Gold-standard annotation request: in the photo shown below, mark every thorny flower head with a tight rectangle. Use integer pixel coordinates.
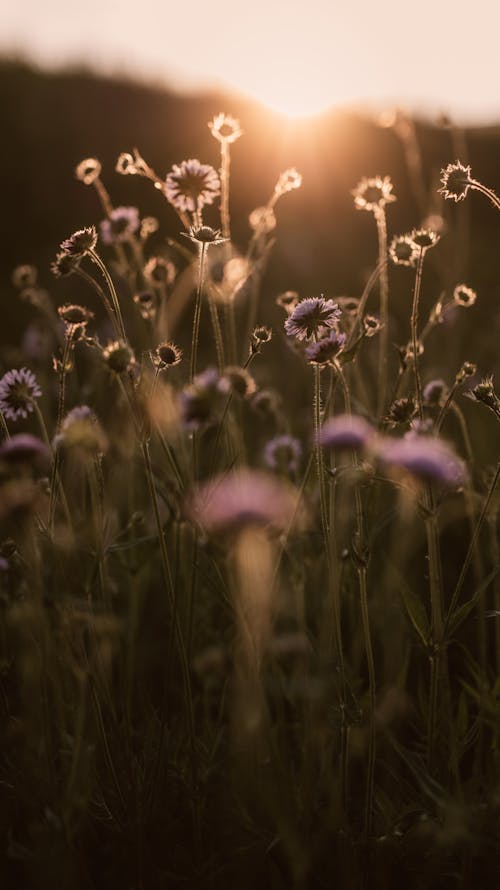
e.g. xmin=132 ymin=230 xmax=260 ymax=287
xmin=165 ymin=159 xmax=220 ymax=214
xmin=466 ymin=376 xmax=500 ymax=420
xmin=352 ymin=175 xmax=396 ymax=212
xmin=133 ymin=290 xmax=156 ymax=321
xmin=102 ymin=340 xmax=135 ymax=374
xmin=389 ymin=235 xmax=419 ymax=267
xmin=453 ymin=284 xmax=477 ymax=307
xmin=153 ymin=341 xmax=183 ymax=370
xmin=182 ymin=225 xmax=227 ymax=246
xmin=273 ymin=168 xmax=302 ymax=199
xmin=208 ymin=113 xmax=243 ymax=144
xmin=0 ymin=368 xmax=42 ymax=421
xmin=75 ymin=157 xmax=102 ymax=185
xmin=385 ymin=396 xmax=416 ymax=427
xmin=376 ymin=435 xmax=466 ymax=487
xmin=439 ymin=161 xmax=473 ymax=203
xmin=51 ymin=252 xmax=81 ymax=278
xmin=285 ymin=297 xmax=341 ymax=342
xmin=320 ymin=414 xmax=374 ymax=451
xmin=410 ymin=228 xmax=440 ymax=251
xmin=219 ymin=366 xmax=256 ymax=399
xmin=250 ymin=326 xmax=273 ymax=354
xmin=305 ymin=330 xmax=346 ymax=366
xmin=363 ymin=315 xmax=383 ymax=337
xmin=276 ymin=290 xmax=299 ymax=314
xmin=100 ymin=207 xmax=140 ymax=244
xmin=179 ymin=368 xmax=225 ymax=431
xmin=263 ymin=435 xmax=302 ymax=474
xmin=60 ymin=226 xmax=98 ymax=257
xmin=58 ymin=304 xmax=94 ymax=326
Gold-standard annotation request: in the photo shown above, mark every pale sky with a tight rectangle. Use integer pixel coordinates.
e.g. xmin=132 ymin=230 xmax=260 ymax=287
xmin=1 ymin=0 xmax=499 ymax=121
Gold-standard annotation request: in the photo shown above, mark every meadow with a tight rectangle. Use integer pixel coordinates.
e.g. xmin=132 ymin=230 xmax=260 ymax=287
xmin=0 ymin=66 xmax=499 ymax=889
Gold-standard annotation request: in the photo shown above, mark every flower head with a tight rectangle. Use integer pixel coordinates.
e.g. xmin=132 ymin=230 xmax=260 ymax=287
xmin=182 ymin=225 xmax=227 ymax=246
xmin=305 ymin=330 xmax=346 ymax=365
xmin=144 ymin=257 xmax=176 ymax=287
xmin=51 ymin=252 xmax=81 ymax=278
xmin=12 ymin=265 xmax=37 ymax=289
xmin=352 ymin=175 xmax=396 ymax=212
xmin=263 ymin=435 xmax=302 ymax=474
xmin=385 ymin=396 xmax=416 ymax=427
xmin=0 ymin=369 xmax=42 ymax=421
xmin=410 ymin=228 xmax=440 ymax=251
xmin=133 ymin=290 xmax=156 ymax=321
xmin=376 ymin=435 xmax=466 ymax=487
xmin=116 ymin=152 xmax=136 ymax=175
xmin=165 ymin=159 xmax=220 ymax=214
xmin=423 ymin=379 xmax=448 ymax=407
xmin=140 ymin=216 xmax=159 ymax=238
xmin=219 ymin=366 xmax=256 ymax=399
xmin=153 ymin=341 xmax=182 ymax=370
xmin=208 ymin=113 xmax=243 ymax=144
xmin=466 ymin=376 xmax=500 ymax=420
xmin=250 ymin=326 xmax=273 ymax=354
xmin=60 ymin=226 xmax=98 ymax=257
xmin=273 ymin=168 xmax=302 ymax=199
xmin=320 ymin=415 xmax=374 ymax=451
xmin=179 ymin=368 xmax=225 ymax=431
xmin=389 ymin=235 xmax=419 ymax=267
xmin=0 ymin=434 xmax=49 ymax=466
xmin=102 ymin=340 xmax=135 ymax=374
xmin=453 ymin=284 xmax=477 ymax=307
xmin=100 ymin=206 xmax=140 ymax=244
xmin=249 ymin=206 xmax=276 ymax=233
xmin=57 ymin=405 xmax=108 ymax=455
xmin=58 ymin=304 xmax=94 ymax=326
xmin=285 ymin=297 xmax=341 ymax=342
xmin=75 ymin=158 xmax=102 ymax=185
xmin=439 ymin=161 xmax=473 ymax=203
xmin=363 ymin=315 xmax=383 ymax=337
xmin=276 ymin=290 xmax=299 ymax=313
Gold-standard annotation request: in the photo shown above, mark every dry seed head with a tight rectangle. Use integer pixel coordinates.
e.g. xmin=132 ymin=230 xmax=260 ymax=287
xmin=208 ymin=113 xmax=243 ymax=144
xmin=60 ymin=226 xmax=98 ymax=257
xmin=140 ymin=216 xmax=159 ymax=238
xmin=153 ymin=341 xmax=182 ymax=369
xmin=144 ymin=257 xmax=176 ymax=287
xmin=439 ymin=160 xmax=473 ymax=203
xmin=363 ymin=315 xmax=383 ymax=337
xmin=404 ymin=340 xmax=425 ymax=360
xmin=102 ymin=340 xmax=135 ymax=374
xmin=182 ymin=225 xmax=227 ymax=246
xmin=220 ymin=366 xmax=257 ymax=399
xmin=352 ymin=175 xmax=396 ymax=212
xmin=274 ymin=168 xmax=302 ymax=198
xmin=116 ymin=152 xmax=136 ymax=175
xmin=410 ymin=228 xmax=440 ymax=251
xmin=453 ymin=284 xmax=477 ymax=307
xmin=276 ymin=290 xmax=299 ymax=314
xmin=389 ymin=234 xmax=419 ymax=267
xmin=457 ymin=361 xmax=477 ymax=383
xmin=250 ymin=326 xmax=273 ymax=354
xmin=133 ymin=290 xmax=156 ymax=321
xmin=249 ymin=205 xmax=277 ymax=234
xmin=51 ymin=252 xmax=80 ymax=278
xmin=75 ymin=157 xmax=102 ymax=185
xmin=12 ymin=265 xmax=37 ymax=289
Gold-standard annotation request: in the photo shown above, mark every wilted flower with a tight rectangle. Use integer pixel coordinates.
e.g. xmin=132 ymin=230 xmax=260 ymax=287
xmin=439 ymin=161 xmax=473 ymax=203
xmin=165 ymin=159 xmax=220 ymax=214
xmin=208 ymin=113 xmax=243 ymax=144
xmin=153 ymin=341 xmax=182 ymax=370
xmin=144 ymin=257 xmax=176 ymax=287
xmin=0 ymin=368 xmax=42 ymax=421
xmin=188 ymin=469 xmax=302 ymax=535
xmin=179 ymin=368 xmax=224 ymax=431
xmin=389 ymin=235 xmax=419 ymax=267
xmin=273 ymin=168 xmax=302 ymax=198
xmin=100 ymin=206 xmax=140 ymax=244
xmin=249 ymin=206 xmax=276 ymax=234
xmin=102 ymin=340 xmax=135 ymax=374
xmin=466 ymin=376 xmax=500 ymax=420
xmin=51 ymin=252 xmax=81 ymax=278
xmin=0 ymin=434 xmax=49 ymax=466
xmin=182 ymin=225 xmax=227 ymax=246
xmin=352 ymin=175 xmax=396 ymax=212
xmin=423 ymin=379 xmax=448 ymax=406
xmin=376 ymin=435 xmax=466 ymax=487
xmin=276 ymin=290 xmax=299 ymax=313
xmin=305 ymin=330 xmax=346 ymax=365
xmin=219 ymin=366 xmax=256 ymax=399
xmin=75 ymin=157 xmax=102 ymax=185
xmin=363 ymin=315 xmax=383 ymax=337
xmin=453 ymin=284 xmax=477 ymax=307
xmin=410 ymin=228 xmax=440 ymax=251
xmin=12 ymin=265 xmax=37 ymax=289
xmin=58 ymin=304 xmax=94 ymax=326
xmin=60 ymin=226 xmax=98 ymax=257
xmin=250 ymin=326 xmax=273 ymax=354
xmin=285 ymin=297 xmax=341 ymax=341
xmin=320 ymin=414 xmax=374 ymax=451
xmin=263 ymin=434 xmax=302 ymax=474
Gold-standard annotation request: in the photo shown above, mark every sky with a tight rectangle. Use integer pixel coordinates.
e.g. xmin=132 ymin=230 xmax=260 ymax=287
xmin=1 ymin=0 xmax=499 ymax=122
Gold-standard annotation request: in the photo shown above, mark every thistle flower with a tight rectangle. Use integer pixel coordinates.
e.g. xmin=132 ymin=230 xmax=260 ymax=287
xmin=439 ymin=161 xmax=473 ymax=203
xmin=263 ymin=434 xmax=302 ymax=474
xmin=249 ymin=206 xmax=276 ymax=233
xmin=376 ymin=435 xmax=466 ymax=487
xmin=0 ymin=434 xmax=49 ymax=465
xmin=385 ymin=396 xmax=416 ymax=427
xmin=51 ymin=252 xmax=81 ymax=278
xmin=363 ymin=315 xmax=383 ymax=337
xmin=144 ymin=257 xmax=176 ymax=287
xmin=250 ymin=326 xmax=273 ymax=354
xmin=60 ymin=226 xmax=98 ymax=257
xmin=453 ymin=284 xmax=477 ymax=307
xmin=12 ymin=265 xmax=37 ymax=289
xmin=352 ymin=175 xmax=396 ymax=212
xmin=99 ymin=206 xmax=140 ymax=244
xmin=285 ymin=297 xmax=341 ymax=341
xmin=466 ymin=376 xmax=500 ymax=419
xmin=188 ymin=469 xmax=301 ymax=536
xmin=75 ymin=157 xmax=102 ymax=185
xmin=102 ymin=340 xmax=135 ymax=374
xmin=389 ymin=235 xmax=419 ymax=267
xmin=305 ymin=330 xmax=346 ymax=365
xmin=152 ymin=341 xmax=182 ymax=370
xmin=181 ymin=225 xmax=227 ymax=246
xmin=273 ymin=168 xmax=302 ymax=199
xmin=164 ymin=159 xmax=220 ymax=214
xmin=410 ymin=228 xmax=440 ymax=251
xmin=276 ymin=290 xmax=299 ymax=313
xmin=208 ymin=113 xmax=243 ymax=144
xmin=219 ymin=366 xmax=256 ymax=399
xmin=0 ymin=369 xmax=42 ymax=421
xmin=57 ymin=304 xmax=94 ymax=326
xmin=320 ymin=414 xmax=374 ymax=451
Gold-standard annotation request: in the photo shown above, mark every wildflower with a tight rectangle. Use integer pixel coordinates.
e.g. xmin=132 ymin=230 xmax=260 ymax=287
xmin=376 ymin=435 xmax=466 ymax=487
xmin=285 ymin=297 xmax=341 ymax=342
xmin=99 ymin=206 xmax=140 ymax=244
xmin=439 ymin=160 xmax=473 ymax=203
xmin=249 ymin=206 xmax=276 ymax=233
xmin=263 ymin=434 xmax=302 ymax=474
xmin=352 ymin=175 xmax=396 ymax=212
xmin=274 ymin=168 xmax=302 ymax=198
xmin=11 ymin=265 xmax=37 ymax=289
xmin=0 ymin=434 xmax=49 ymax=465
xmin=208 ymin=113 xmax=243 ymax=144
xmin=165 ymin=159 xmax=220 ymax=214
xmin=453 ymin=284 xmax=477 ymax=307
xmin=179 ymin=368 xmax=225 ymax=431
xmin=51 ymin=252 xmax=80 ymax=278
xmin=144 ymin=257 xmax=176 ymax=287
xmin=219 ymin=366 xmax=256 ymax=399
xmin=188 ymin=469 xmax=301 ymax=536
xmin=57 ymin=304 xmax=94 ymax=326
xmin=0 ymin=368 xmax=42 ymax=421
xmin=337 ymin=296 xmax=361 ymax=316
xmin=251 ymin=389 xmax=281 ymax=418
xmin=305 ymin=330 xmax=346 ymax=365
xmin=456 ymin=361 xmax=477 ymax=383
xmin=404 ymin=340 xmax=424 ymax=360
xmin=466 ymin=376 xmax=500 ymax=419
xmin=389 ymin=235 xmax=419 ymax=267
xmin=153 ymin=341 xmax=182 ymax=370
xmin=57 ymin=405 xmax=108 ymax=455
xmin=60 ymin=226 xmax=98 ymax=257
xmin=133 ymin=290 xmax=156 ymax=321
xmin=115 ymin=152 xmax=136 ymax=175
xmin=320 ymin=414 xmax=374 ymax=451
xmin=363 ymin=315 xmax=383 ymax=337
xmin=410 ymin=228 xmax=440 ymax=251
xmin=250 ymin=326 xmax=273 ymax=354
xmin=75 ymin=157 xmax=102 ymax=185
xmin=423 ymin=379 xmax=448 ymax=406
xmin=276 ymin=290 xmax=299 ymax=313
xmin=102 ymin=340 xmax=135 ymax=374
xmin=385 ymin=396 xmax=416 ymax=426
xmin=140 ymin=216 xmax=159 ymax=238
xmin=182 ymin=225 xmax=227 ymax=246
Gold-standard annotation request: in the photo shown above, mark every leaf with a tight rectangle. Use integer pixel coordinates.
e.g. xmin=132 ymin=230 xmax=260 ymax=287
xmin=446 ymin=564 xmax=500 ymax=637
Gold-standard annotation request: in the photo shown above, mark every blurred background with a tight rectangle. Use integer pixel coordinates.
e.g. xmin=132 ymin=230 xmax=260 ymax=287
xmin=1 ymin=0 xmax=499 ymax=385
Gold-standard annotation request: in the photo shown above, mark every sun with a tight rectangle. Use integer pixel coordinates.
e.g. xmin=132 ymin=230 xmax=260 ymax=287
xmin=237 ymin=74 xmax=340 ymax=120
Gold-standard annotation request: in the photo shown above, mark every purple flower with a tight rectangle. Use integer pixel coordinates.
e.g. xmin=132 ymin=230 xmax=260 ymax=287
xmin=99 ymin=206 xmax=140 ymax=244
xmin=164 ymin=159 xmax=220 ymax=214
xmin=320 ymin=414 xmax=374 ymax=451
xmin=179 ymin=368 xmax=224 ymax=431
xmin=60 ymin=226 xmax=97 ymax=257
xmin=305 ymin=330 xmax=346 ymax=365
xmin=0 ymin=369 xmax=42 ymax=421
xmin=0 ymin=434 xmax=49 ymax=464
xmin=263 ymin=435 xmax=302 ymax=473
xmin=188 ymin=470 xmax=301 ymax=535
xmin=284 ymin=297 xmax=341 ymax=341
xmin=376 ymin=435 xmax=466 ymax=487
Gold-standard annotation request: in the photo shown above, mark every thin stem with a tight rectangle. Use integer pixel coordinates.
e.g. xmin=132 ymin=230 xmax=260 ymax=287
xmin=74 ymin=266 xmax=116 ymax=327
xmin=424 ymin=483 xmax=445 ymax=773
xmin=88 ymin=249 xmax=127 ymax=341
xmin=190 ymin=243 xmax=207 ymax=383
xmin=470 ymin=180 xmax=500 ymax=211
xmin=207 ymin=293 xmax=225 ymax=372
xmin=375 ymin=208 xmax=389 ymax=417
xmin=220 ymin=140 xmax=231 ymax=241
xmin=0 ymin=411 xmax=10 ymax=440
xmin=410 ymin=249 xmax=425 ymax=421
